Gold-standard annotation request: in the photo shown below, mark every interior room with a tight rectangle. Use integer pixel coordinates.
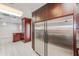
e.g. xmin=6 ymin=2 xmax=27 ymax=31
xmin=0 ymin=3 xmax=45 ymax=56
xmin=0 ymin=3 xmax=79 ymax=56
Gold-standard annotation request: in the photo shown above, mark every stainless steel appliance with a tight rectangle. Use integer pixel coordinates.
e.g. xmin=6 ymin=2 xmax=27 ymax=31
xmin=32 ymin=3 xmax=79 ymax=56
xmin=34 ymin=22 xmax=45 ymax=56
xmin=47 ymin=15 xmax=73 ymax=56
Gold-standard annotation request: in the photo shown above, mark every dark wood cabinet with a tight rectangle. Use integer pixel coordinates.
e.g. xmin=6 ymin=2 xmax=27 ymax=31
xmin=22 ymin=17 xmax=31 ymax=42
xmin=32 ymin=3 xmax=73 ymax=22
xmin=13 ymin=33 xmax=24 ymax=42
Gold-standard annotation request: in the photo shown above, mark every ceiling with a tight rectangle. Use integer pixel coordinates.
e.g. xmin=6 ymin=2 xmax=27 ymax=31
xmin=5 ymin=3 xmax=46 ymax=18
xmin=0 ymin=3 xmax=46 ymax=24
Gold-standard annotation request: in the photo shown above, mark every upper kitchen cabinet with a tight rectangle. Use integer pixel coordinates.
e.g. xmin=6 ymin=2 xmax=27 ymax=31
xmin=32 ymin=3 xmax=73 ymax=22
xmin=47 ymin=3 xmax=73 ymax=19
xmin=32 ymin=4 xmax=48 ymax=22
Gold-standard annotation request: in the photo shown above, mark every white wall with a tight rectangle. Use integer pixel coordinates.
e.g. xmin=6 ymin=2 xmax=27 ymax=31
xmin=0 ymin=22 xmax=22 ymax=44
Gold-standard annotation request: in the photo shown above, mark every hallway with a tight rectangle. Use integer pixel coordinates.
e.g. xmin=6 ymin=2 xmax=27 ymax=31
xmin=0 ymin=38 xmax=38 ymax=56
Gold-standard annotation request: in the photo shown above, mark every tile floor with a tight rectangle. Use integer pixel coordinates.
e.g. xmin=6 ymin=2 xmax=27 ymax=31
xmin=0 ymin=38 xmax=38 ymax=56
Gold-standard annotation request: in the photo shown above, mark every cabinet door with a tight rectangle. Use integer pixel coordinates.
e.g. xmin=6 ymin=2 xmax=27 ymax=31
xmin=35 ymin=22 xmax=45 ymax=55
xmin=47 ymin=15 xmax=73 ymax=56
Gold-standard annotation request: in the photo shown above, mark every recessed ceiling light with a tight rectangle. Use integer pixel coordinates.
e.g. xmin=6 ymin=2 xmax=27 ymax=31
xmin=2 ymin=22 xmax=7 ymax=26
xmin=0 ymin=4 xmax=23 ymax=17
